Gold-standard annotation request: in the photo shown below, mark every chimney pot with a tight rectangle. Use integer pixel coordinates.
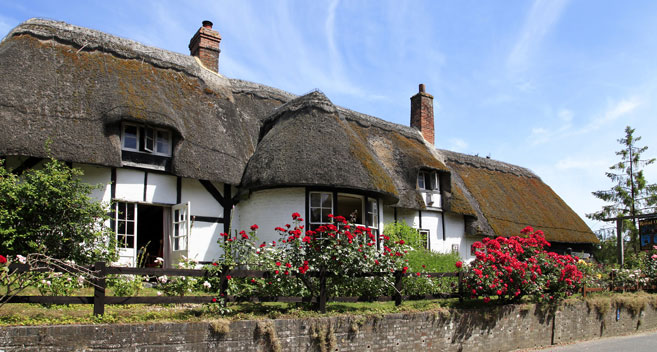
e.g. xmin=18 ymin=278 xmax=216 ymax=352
xmin=189 ymin=21 xmax=222 ymax=73
xmin=410 ymin=84 xmax=435 ymax=145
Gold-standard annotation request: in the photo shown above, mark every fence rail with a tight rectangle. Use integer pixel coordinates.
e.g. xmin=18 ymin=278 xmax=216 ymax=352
xmin=4 ymin=262 xmax=464 ymax=315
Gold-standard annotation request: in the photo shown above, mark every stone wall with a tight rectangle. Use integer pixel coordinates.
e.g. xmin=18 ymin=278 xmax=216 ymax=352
xmin=1 ymin=300 xmax=656 ymax=351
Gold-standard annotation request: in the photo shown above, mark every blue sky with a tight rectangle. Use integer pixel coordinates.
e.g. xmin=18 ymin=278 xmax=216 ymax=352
xmin=2 ymin=0 xmax=656 ymax=233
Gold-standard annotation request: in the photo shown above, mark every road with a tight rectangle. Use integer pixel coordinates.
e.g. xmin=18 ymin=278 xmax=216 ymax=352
xmin=514 ymin=330 xmax=657 ymax=352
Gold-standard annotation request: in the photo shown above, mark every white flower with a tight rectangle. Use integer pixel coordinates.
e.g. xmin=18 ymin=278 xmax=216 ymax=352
xmin=46 ymin=280 xmax=51 ymax=286
xmin=66 ymin=277 xmax=72 ymax=282
xmin=77 ymin=276 xmax=85 ymax=285
xmin=157 ymin=291 xmax=163 ymax=296
xmin=203 ymin=281 xmax=212 ymax=289
xmin=158 ymin=275 xmax=168 ymax=284
xmin=16 ymin=255 xmax=27 ymax=264
xmin=154 ymin=257 xmax=164 ymax=265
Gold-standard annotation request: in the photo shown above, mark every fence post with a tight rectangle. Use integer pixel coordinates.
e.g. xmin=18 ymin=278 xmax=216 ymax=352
xmin=318 ymin=269 xmax=327 ymax=313
xmin=609 ymin=271 xmax=615 ymax=292
xmin=220 ymin=265 xmax=229 ymax=298
xmin=93 ymin=261 xmax=106 ymax=316
xmin=394 ymin=271 xmax=403 ymax=306
xmin=458 ymin=271 xmax=464 ymax=303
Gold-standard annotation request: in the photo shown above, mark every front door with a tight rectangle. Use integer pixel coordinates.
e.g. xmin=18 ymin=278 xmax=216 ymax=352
xmin=115 ymin=202 xmax=138 ymax=266
xmin=169 ymin=202 xmax=191 ymax=266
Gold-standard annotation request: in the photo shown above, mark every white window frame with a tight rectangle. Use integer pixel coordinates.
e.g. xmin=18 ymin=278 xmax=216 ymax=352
xmin=418 ymin=229 xmax=430 ymax=250
xmin=121 ymin=124 xmax=140 ymax=152
xmin=309 ymin=192 xmax=333 ymax=227
xmin=418 ymin=170 xmax=439 ymax=191
xmin=121 ymin=123 xmax=172 ymax=156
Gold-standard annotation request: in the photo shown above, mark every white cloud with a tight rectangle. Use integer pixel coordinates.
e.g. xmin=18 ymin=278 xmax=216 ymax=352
xmin=580 ymin=97 xmax=641 ymax=133
xmin=507 ymin=0 xmax=569 ymax=72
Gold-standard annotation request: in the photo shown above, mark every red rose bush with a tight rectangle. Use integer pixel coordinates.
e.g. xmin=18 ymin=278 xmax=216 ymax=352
xmin=463 ymin=227 xmax=583 ymax=303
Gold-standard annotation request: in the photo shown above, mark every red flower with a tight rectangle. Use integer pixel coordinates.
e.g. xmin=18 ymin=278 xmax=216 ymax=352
xmin=297 ymin=218 xmax=304 ymax=222
xmin=259 ymin=243 xmax=266 ymax=248
xmin=275 ymin=270 xmax=279 ymax=274
xmin=292 ymin=212 xmax=301 ymax=220
xmin=455 ymin=261 xmax=463 ymax=269
xmin=402 ymin=266 xmax=408 ymax=274
xmin=416 ymin=272 xmax=421 ymax=276
xmin=0 ymin=255 xmax=6 ymax=264
xmin=399 ymin=239 xmax=405 ymax=245
xmin=225 ymin=275 xmax=232 ymax=280
xmin=240 ymin=230 xmax=249 ymax=239
xmin=212 ymin=298 xmax=217 ymax=303
xmin=374 ymin=260 xmax=380 ymax=265
xmin=212 ymin=262 xmax=218 ymax=266
xmin=251 ymin=278 xmax=257 ymax=283
xmin=483 ymin=297 xmax=491 ymax=303
xmin=250 ymin=224 xmax=259 ymax=231
xmin=284 ymin=270 xmax=290 ymax=275
xmin=285 ymin=262 xmax=292 ymax=268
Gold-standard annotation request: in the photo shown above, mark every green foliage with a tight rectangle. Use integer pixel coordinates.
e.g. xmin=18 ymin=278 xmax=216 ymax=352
xmin=593 ymin=236 xmax=619 ymax=265
xmin=107 ymin=274 xmax=143 ymax=297
xmin=383 ymin=221 xmax=425 ymax=250
xmin=587 ymin=126 xmax=657 ymax=253
xmin=405 ymin=249 xmax=459 ymax=273
xmin=33 ymin=272 xmax=84 ymax=296
xmin=0 ymin=158 xmax=116 ymax=264
xmin=156 ymin=256 xmax=199 ymax=296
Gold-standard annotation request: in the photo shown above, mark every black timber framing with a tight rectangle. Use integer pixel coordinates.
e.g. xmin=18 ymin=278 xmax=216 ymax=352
xmin=198 ymin=180 xmax=232 ymax=233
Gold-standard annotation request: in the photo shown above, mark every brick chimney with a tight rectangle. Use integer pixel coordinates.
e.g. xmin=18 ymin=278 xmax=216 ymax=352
xmin=189 ymin=20 xmax=221 ymax=73
xmin=410 ymin=83 xmax=434 ymax=145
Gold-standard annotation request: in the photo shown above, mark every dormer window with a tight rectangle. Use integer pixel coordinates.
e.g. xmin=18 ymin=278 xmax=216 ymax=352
xmin=418 ymin=170 xmax=439 ymax=191
xmin=122 ymin=123 xmax=172 ymax=156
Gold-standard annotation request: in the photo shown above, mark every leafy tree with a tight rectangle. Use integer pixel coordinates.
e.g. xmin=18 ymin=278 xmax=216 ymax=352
xmin=0 ymin=158 xmax=116 ymax=264
xmin=587 ymin=126 xmax=657 ymax=253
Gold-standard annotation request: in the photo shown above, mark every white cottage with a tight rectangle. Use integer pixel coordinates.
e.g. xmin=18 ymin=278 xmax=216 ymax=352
xmin=0 ymin=19 xmax=598 ymax=267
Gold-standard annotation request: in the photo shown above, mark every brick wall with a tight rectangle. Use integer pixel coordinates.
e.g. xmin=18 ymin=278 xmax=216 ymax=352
xmin=1 ymin=301 xmax=656 ymax=351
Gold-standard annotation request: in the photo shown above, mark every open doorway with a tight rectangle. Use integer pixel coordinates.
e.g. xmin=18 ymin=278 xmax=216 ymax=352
xmin=136 ymin=204 xmax=164 ymax=267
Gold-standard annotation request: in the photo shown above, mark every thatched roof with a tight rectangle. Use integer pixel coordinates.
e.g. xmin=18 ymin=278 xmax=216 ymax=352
xmin=240 ymin=91 xmax=400 ymax=204
xmin=0 ymin=18 xmax=263 ymax=184
xmin=438 ymin=150 xmax=598 ymax=244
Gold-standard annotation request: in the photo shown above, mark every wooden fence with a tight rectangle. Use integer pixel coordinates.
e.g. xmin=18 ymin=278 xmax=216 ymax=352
xmin=4 ymin=262 xmax=464 ymax=315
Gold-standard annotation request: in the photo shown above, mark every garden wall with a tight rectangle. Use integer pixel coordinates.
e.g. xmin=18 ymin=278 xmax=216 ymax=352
xmin=1 ymin=300 xmax=657 ymax=351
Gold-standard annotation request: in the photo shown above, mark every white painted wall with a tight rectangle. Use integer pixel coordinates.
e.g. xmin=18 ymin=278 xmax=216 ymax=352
xmin=443 ymin=212 xmax=468 ymax=259
xmin=236 ymin=188 xmax=306 ymax=245
xmin=181 ymin=178 xmax=222 ymax=216
xmin=180 ymin=179 xmax=225 ymax=263
xmin=146 ymin=173 xmax=177 ymax=204
xmin=188 ymin=221 xmax=224 ymax=262
xmin=115 ymin=168 xmax=144 ymax=202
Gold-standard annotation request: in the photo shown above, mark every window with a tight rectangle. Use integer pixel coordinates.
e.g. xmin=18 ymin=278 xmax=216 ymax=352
xmin=418 ymin=229 xmax=430 ymax=250
xmin=366 ymin=198 xmax=378 ymax=229
xmin=309 ymin=192 xmax=333 ymax=228
xmin=116 ymin=202 xmax=137 ymax=249
xmin=418 ymin=170 xmax=439 ymax=191
xmin=121 ymin=123 xmax=172 ymax=156
xmin=336 ymin=194 xmax=364 ymax=225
